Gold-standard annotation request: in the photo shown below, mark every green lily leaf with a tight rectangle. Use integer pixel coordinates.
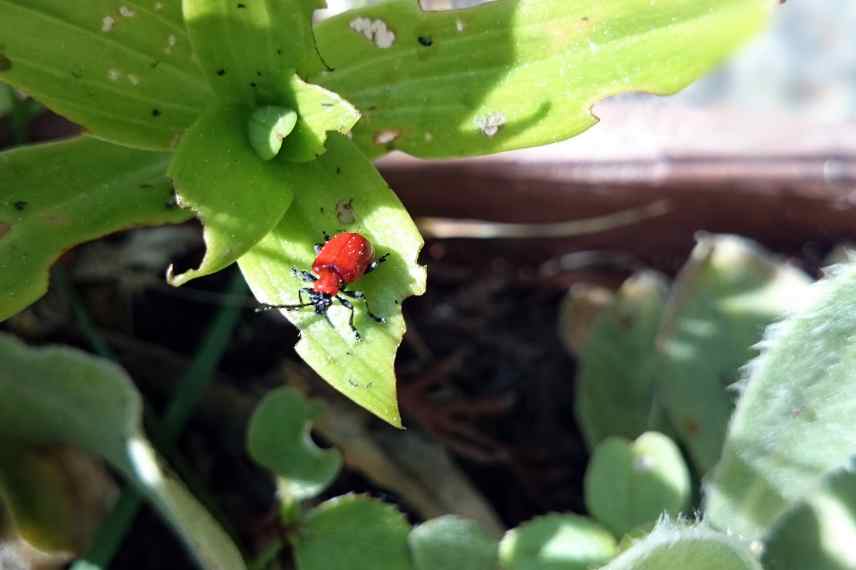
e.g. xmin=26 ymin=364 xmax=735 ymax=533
xmin=247 ymin=387 xmax=342 ymax=502
xmin=167 ymin=104 xmax=294 ymax=287
xmin=294 ymin=494 xmax=413 ymax=570
xmin=0 ymin=333 xmax=245 ymax=569
xmin=409 ymin=516 xmax=499 ymax=570
xmin=238 ymin=134 xmax=426 ymax=427
xmin=0 ymin=82 xmax=13 ymax=116
xmin=0 ymin=0 xmax=211 ymax=150
xmin=278 ymin=73 xmax=361 ymax=163
xmin=182 ymin=0 xmax=325 ymax=104
xmin=0 ymin=136 xmax=190 ymax=322
xmin=311 ymin=0 xmax=775 ymax=158
xmin=499 ymin=514 xmax=617 ymax=570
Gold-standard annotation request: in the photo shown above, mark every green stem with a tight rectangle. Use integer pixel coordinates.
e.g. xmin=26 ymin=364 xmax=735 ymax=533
xmin=74 ymin=271 xmax=247 ymax=569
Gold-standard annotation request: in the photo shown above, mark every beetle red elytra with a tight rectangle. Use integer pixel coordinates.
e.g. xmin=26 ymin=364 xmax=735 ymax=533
xmin=256 ymin=231 xmax=389 ymax=340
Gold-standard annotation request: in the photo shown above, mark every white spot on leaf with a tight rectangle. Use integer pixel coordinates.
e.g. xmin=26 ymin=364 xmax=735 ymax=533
xmin=101 ymin=15 xmax=116 ymax=32
xmin=474 ymin=112 xmax=506 ymax=137
xmin=336 ymin=198 xmax=356 ymax=225
xmin=128 ymin=74 xmax=140 ymax=86
xmin=154 ymin=2 xmax=164 ymax=10
xmin=373 ymin=129 xmax=400 ymax=145
xmin=456 ymin=18 xmax=465 ymax=32
xmin=165 ymin=34 xmax=177 ymax=54
xmin=107 ymin=68 xmax=122 ymax=81
xmin=349 ymin=17 xmax=396 ymax=49
xmin=424 ymin=131 xmax=433 ymax=142
xmin=119 ymin=5 xmax=136 ymax=17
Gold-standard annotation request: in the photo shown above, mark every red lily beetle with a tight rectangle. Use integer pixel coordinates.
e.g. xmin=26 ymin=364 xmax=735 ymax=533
xmin=257 ymin=231 xmax=388 ymax=339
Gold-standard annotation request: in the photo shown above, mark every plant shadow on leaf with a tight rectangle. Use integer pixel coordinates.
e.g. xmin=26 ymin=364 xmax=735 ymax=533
xmin=310 ymin=0 xmax=773 ymax=159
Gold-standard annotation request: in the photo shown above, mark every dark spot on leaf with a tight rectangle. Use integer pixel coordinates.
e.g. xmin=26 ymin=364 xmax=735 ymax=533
xmin=256 ymin=70 xmax=263 ymax=77
xmin=13 ymin=201 xmax=27 ymax=211
xmin=250 ymin=82 xmax=257 ymax=88
xmin=336 ymin=167 xmax=341 ymax=175
xmin=150 ymin=60 xmax=161 ymax=69
xmin=394 ymin=299 xmax=400 ymax=305
xmin=684 ymin=417 xmax=701 ymax=436
xmin=237 ymin=2 xmax=246 ymax=7
xmin=581 ymin=16 xmax=590 ymax=21
xmin=139 ymin=184 xmax=154 ymax=189
xmin=321 ymin=102 xmax=334 ymax=108
xmin=216 ymin=68 xmax=226 ymax=76
xmin=0 ymin=223 xmax=9 ymax=239
xmin=71 ymin=70 xmax=82 ymax=79
xmin=276 ymin=48 xmax=283 ymax=56
xmin=320 ymin=207 xmax=325 ymax=213
xmin=0 ymin=54 xmax=11 ymax=71
xmin=417 ymin=35 xmax=433 ymax=47
xmin=152 ymin=108 xmax=162 ymax=117
xmin=165 ymin=194 xmax=179 ymax=209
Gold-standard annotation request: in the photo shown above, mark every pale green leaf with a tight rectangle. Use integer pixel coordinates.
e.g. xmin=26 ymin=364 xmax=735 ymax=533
xmin=0 ymin=136 xmax=190 ymax=321
xmin=278 ymin=73 xmax=361 ymax=162
xmin=409 ymin=516 xmax=498 ymax=570
xmin=599 ymin=521 xmax=761 ymax=570
xmin=763 ymin=467 xmax=856 ymax=570
xmin=311 ymin=0 xmax=776 ymax=158
xmin=167 ymin=103 xmax=294 ymax=287
xmin=0 ymin=333 xmax=245 ymax=569
xmin=294 ymin=494 xmax=413 ymax=570
xmin=238 ymin=134 xmax=426 ymax=427
xmin=0 ymin=0 xmax=211 ymax=150
xmin=247 ymin=387 xmax=342 ymax=502
xmin=565 ymin=272 xmax=671 ymax=449
xmin=499 ymin=514 xmax=616 ymax=570
xmin=182 ymin=0 xmax=323 ymax=103
xmin=705 ymin=260 xmax=856 ymax=539
xmin=658 ymin=235 xmax=812 ymax=474
xmin=585 ymin=432 xmax=691 ymax=538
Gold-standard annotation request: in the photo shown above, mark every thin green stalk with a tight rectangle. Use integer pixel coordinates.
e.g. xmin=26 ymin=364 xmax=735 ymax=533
xmin=74 ymin=271 xmax=247 ymax=569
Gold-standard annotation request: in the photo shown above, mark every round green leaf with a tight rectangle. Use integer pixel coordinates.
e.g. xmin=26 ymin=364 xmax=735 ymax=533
xmin=238 ymin=134 xmax=426 ymax=427
xmin=499 ymin=514 xmax=617 ymax=570
xmin=247 ymin=387 xmax=342 ymax=502
xmin=409 ymin=516 xmax=498 ymax=570
xmin=585 ymin=432 xmax=691 ymax=538
xmin=248 ymin=106 xmax=298 ymax=161
xmin=294 ymin=494 xmax=413 ymax=570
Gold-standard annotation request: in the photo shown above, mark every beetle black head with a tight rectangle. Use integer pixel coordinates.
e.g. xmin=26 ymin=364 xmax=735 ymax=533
xmin=309 ymin=290 xmax=333 ymax=315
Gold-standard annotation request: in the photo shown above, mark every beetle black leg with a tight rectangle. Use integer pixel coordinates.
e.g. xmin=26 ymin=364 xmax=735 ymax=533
xmin=341 ymin=290 xmax=385 ymax=323
xmin=364 ymin=253 xmax=389 ymax=275
xmin=255 ymin=301 xmax=314 ymax=312
xmin=291 ymin=267 xmax=317 ymax=283
xmin=336 ymin=296 xmax=361 ymax=340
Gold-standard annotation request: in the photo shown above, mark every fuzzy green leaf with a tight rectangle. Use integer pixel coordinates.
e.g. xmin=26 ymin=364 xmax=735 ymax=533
xmin=0 ymin=136 xmax=190 ymax=321
xmin=705 ymin=259 xmax=856 ymax=539
xmin=311 ymin=0 xmax=776 ymax=158
xmin=238 ymin=134 xmax=426 ymax=427
xmin=763 ymin=467 xmax=856 ymax=570
xmin=0 ymin=0 xmax=211 ymax=150
xmin=294 ymin=494 xmax=413 ymax=570
xmin=658 ymin=235 xmax=812 ymax=474
xmin=585 ymin=432 xmax=691 ymax=538
xmin=167 ymin=103 xmax=293 ymax=287
xmin=0 ymin=334 xmax=245 ymax=569
xmin=599 ymin=521 xmax=762 ymax=570
xmin=409 ymin=516 xmax=498 ymax=570
xmin=566 ymin=272 xmax=671 ymax=449
xmin=182 ymin=0 xmax=321 ymax=103
xmin=247 ymin=387 xmax=342 ymax=502
xmin=499 ymin=514 xmax=616 ymax=570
